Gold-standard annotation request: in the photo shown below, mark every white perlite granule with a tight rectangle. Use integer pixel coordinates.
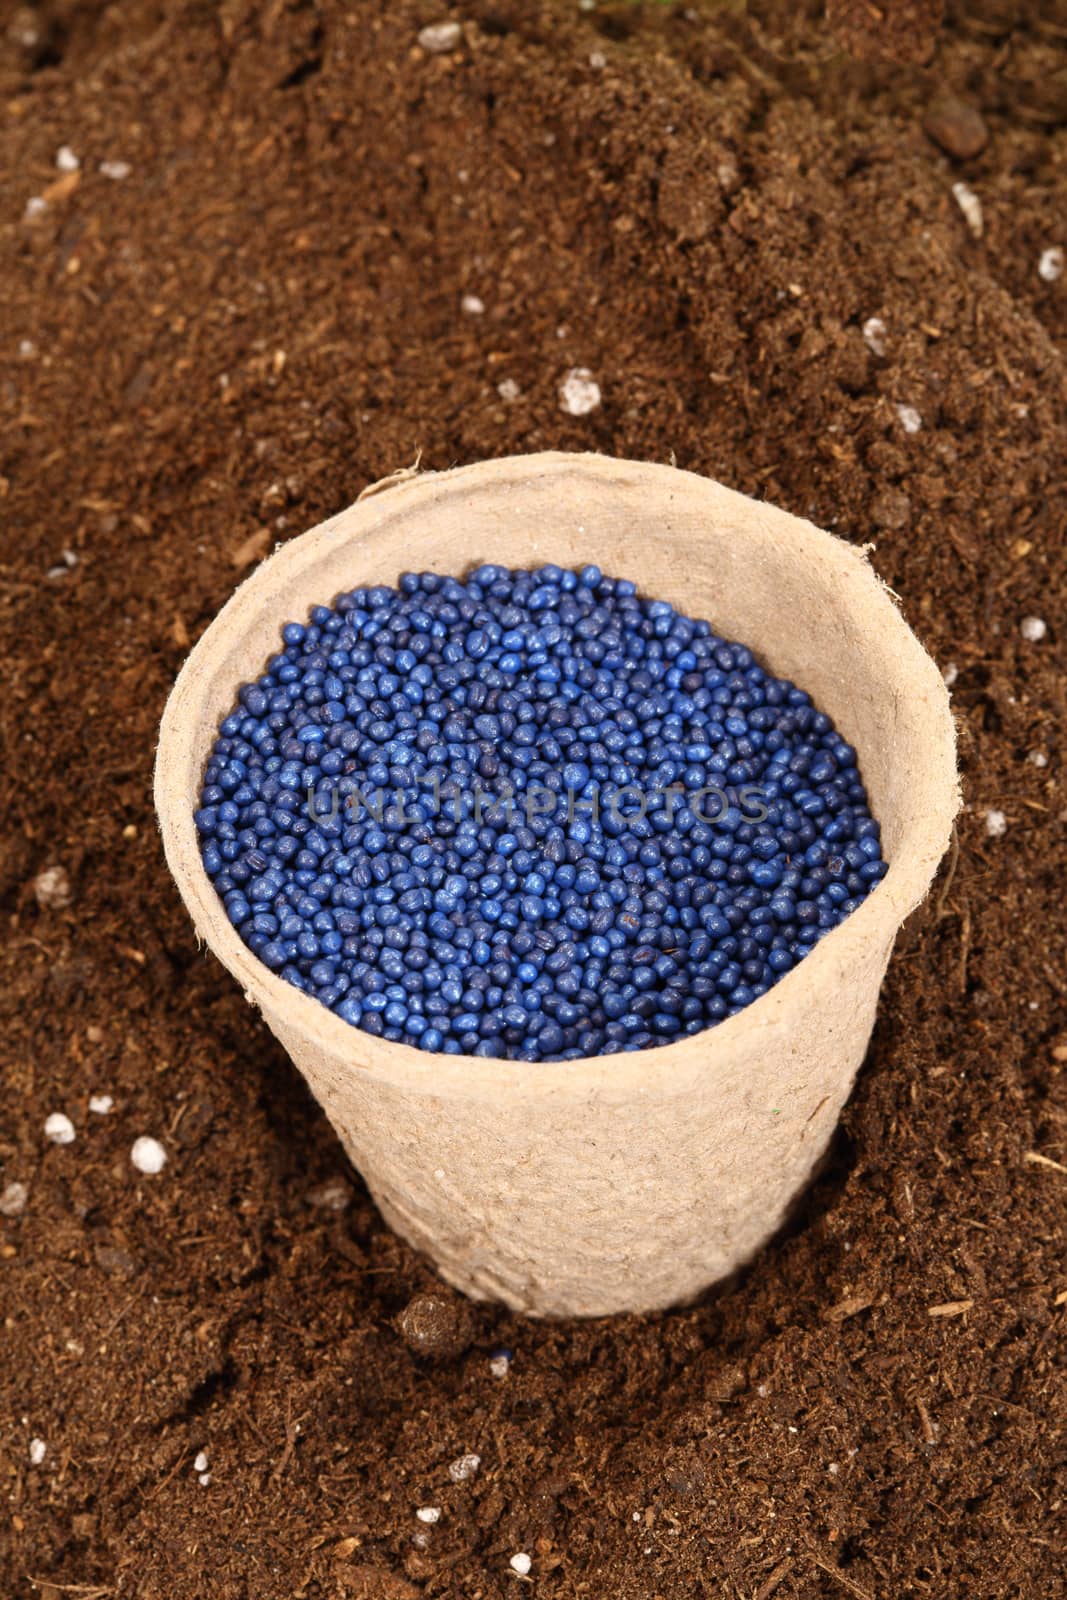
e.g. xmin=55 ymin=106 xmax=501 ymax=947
xmin=984 ymin=809 xmax=1007 ymax=838
xmin=559 ymin=367 xmax=601 ymax=416
xmin=130 ymin=1136 xmax=167 ymax=1175
xmin=895 ymin=403 xmax=922 ymax=435
xmin=418 ymin=22 xmax=462 ymax=53
xmin=952 ymin=181 xmax=983 ymax=239
xmin=1038 ymin=247 xmax=1064 ymax=283
xmin=29 ymin=1438 xmax=46 ymax=1465
xmin=448 ymin=1452 xmax=481 ymax=1482
xmin=307 ymin=1178 xmax=350 ymax=1211
xmin=510 ymin=1553 xmax=532 ymax=1576
xmin=416 ymin=1506 xmax=442 ymax=1524
xmin=0 ymin=1181 xmax=28 ymax=1216
xmin=1019 ymin=616 xmax=1047 ymax=642
xmin=862 ymin=316 xmax=887 ymax=357
xmin=34 ymin=865 xmax=72 ymax=910
xmin=44 ymin=1112 xmax=75 ymax=1145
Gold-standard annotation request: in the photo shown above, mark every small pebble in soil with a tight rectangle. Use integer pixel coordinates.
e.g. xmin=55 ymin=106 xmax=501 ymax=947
xmin=1019 ymin=615 xmax=1047 ymax=642
xmin=29 ymin=1438 xmax=46 ymax=1465
xmin=951 ymin=180 xmax=984 ymax=239
xmin=862 ymin=316 xmax=887 ymax=357
xmin=510 ymin=1553 xmax=532 ymax=1576
xmin=398 ymin=1292 xmax=474 ymax=1360
xmin=194 ymin=1450 xmax=209 ymax=1472
xmin=0 ymin=1181 xmax=28 ymax=1216
xmin=197 ymin=566 xmax=887 ymax=1060
xmin=461 ymin=293 xmax=485 ymax=315
xmin=99 ymin=158 xmax=131 ymax=180
xmin=418 ymin=21 xmax=462 ymax=53
xmin=559 ymin=367 xmax=601 ymax=415
xmin=1028 ymin=750 xmax=1048 ymax=768
xmin=497 ymin=378 xmax=521 ymax=401
xmin=130 ymin=1135 xmax=167 ymax=1174
xmin=416 ymin=1506 xmax=441 ymax=1523
xmin=89 ymin=1094 xmax=113 ymax=1115
xmin=984 ymin=809 xmax=1008 ymax=838
xmin=489 ymin=1349 xmax=514 ymax=1378
xmin=448 ymin=1452 xmax=482 ymax=1482
xmin=922 ymin=95 xmax=988 ymax=160
xmin=34 ymin=864 xmax=72 ymax=910
xmin=1038 ymin=247 xmax=1064 ymax=284
xmin=44 ymin=1112 xmax=75 ymax=1145
xmin=55 ymin=145 xmax=80 ymax=172
xmin=896 ymin=403 xmax=923 ymax=435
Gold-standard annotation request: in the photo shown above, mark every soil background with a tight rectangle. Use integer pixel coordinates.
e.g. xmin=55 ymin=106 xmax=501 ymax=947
xmin=1 ymin=2 xmax=1065 ymax=1597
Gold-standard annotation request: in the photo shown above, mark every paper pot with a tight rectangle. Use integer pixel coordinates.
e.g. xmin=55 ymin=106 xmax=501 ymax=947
xmin=155 ymin=452 xmax=959 ymax=1317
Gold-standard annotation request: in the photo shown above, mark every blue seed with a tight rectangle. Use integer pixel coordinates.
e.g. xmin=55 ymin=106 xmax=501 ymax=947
xmin=197 ymin=564 xmax=886 ymax=1060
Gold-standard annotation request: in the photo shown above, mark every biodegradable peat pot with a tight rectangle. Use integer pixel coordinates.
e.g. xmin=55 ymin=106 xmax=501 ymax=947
xmin=155 ymin=452 xmax=959 ymax=1317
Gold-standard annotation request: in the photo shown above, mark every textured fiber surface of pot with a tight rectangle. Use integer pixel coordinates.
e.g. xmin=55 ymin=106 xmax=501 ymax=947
xmin=155 ymin=453 xmax=959 ymax=1316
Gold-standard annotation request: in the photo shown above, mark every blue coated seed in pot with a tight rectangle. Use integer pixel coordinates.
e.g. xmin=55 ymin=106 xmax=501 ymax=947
xmin=196 ymin=566 xmax=886 ymax=1060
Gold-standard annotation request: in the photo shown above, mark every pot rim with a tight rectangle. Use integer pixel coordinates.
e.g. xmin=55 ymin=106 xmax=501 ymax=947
xmin=154 ymin=451 xmax=959 ymax=1098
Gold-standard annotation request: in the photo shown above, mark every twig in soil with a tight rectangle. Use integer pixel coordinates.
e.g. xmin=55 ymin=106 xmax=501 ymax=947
xmin=916 ymin=1399 xmax=938 ymax=1445
xmin=27 ymin=1583 xmax=113 ymax=1597
xmin=144 ymin=1446 xmax=190 ymax=1502
xmin=270 ymin=1397 xmax=300 ymax=1483
xmin=934 ymin=826 xmax=959 ymax=919
xmin=1041 ymin=962 xmax=1065 ymax=995
xmin=754 ymin=1558 xmax=793 ymax=1599
xmin=1024 ymin=1150 xmax=1067 ymax=1175
xmin=957 ymin=904 xmax=972 ymax=993
xmin=977 ymin=1392 xmax=1037 ymax=1418
xmin=100 ymin=1293 xmax=139 ymax=1342
xmin=807 ymin=1553 xmax=876 ymax=1600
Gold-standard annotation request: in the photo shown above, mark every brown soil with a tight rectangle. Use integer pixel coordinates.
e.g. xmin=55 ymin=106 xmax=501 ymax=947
xmin=1 ymin=2 xmax=1065 ymax=1597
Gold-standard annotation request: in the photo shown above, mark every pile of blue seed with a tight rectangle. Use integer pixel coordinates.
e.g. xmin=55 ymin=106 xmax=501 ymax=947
xmin=194 ymin=564 xmax=887 ymax=1060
